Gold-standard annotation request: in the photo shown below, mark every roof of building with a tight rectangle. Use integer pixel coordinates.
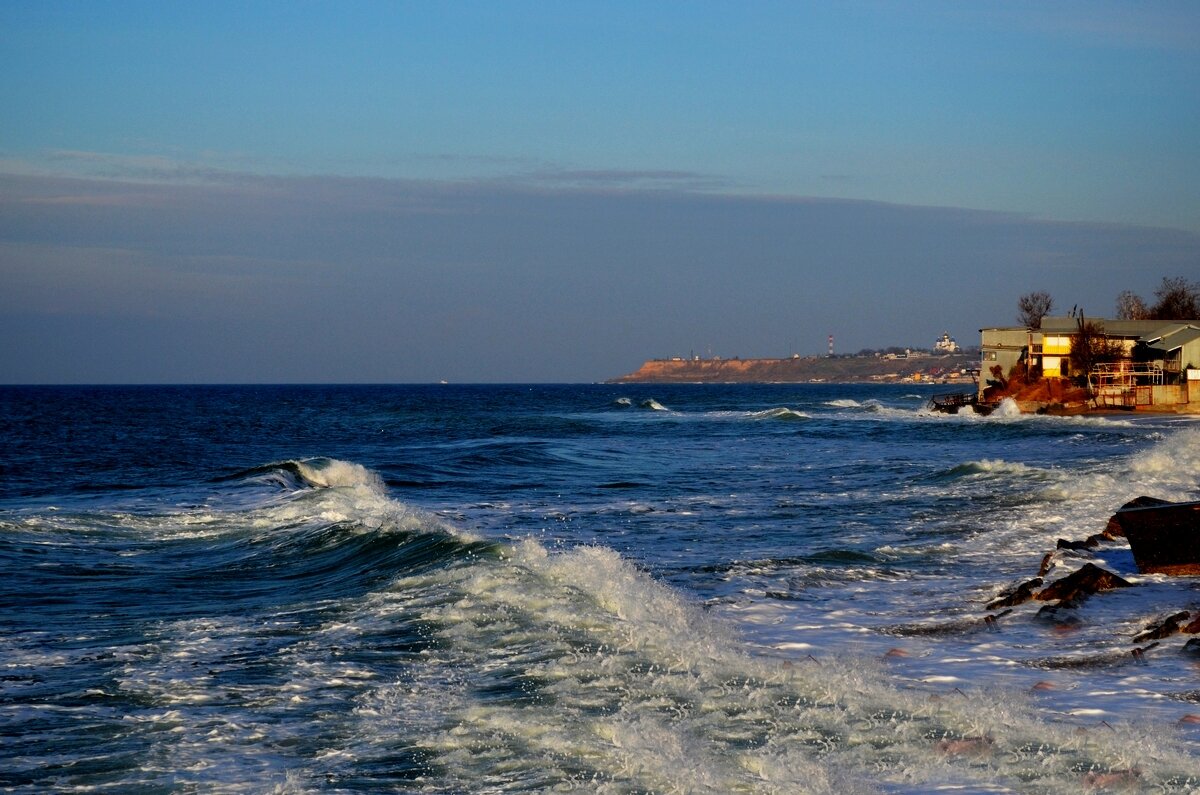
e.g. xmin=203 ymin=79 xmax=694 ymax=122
xmin=1141 ymin=324 xmax=1200 ymax=350
xmin=1037 ymin=317 xmax=1174 ymax=337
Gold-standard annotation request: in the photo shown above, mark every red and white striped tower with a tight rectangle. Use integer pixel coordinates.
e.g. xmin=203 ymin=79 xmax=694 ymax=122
xmin=827 ymin=334 xmax=834 ymax=357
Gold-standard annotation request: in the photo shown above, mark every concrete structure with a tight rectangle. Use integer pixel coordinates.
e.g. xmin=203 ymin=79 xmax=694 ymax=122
xmin=980 ymin=326 xmax=1033 ymax=383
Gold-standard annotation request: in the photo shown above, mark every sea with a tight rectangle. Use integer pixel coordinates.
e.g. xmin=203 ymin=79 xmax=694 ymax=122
xmin=2 ymin=383 xmax=1199 ymax=794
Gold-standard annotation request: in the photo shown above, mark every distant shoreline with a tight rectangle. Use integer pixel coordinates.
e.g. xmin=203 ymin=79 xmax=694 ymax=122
xmin=608 ymin=353 xmax=978 ymax=384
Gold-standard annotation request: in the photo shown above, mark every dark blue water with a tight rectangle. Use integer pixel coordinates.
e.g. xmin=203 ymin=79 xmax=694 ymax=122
xmin=2 ymin=384 xmax=1199 ymax=792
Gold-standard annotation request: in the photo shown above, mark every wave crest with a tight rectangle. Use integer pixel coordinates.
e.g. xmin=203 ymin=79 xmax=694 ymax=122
xmin=749 ymin=407 xmax=811 ymax=422
xmin=291 ymin=458 xmax=384 ymax=490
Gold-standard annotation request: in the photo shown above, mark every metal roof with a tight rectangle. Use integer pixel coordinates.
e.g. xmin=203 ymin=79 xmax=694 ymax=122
xmin=1038 ymin=317 xmax=1200 ymax=338
xmin=1141 ymin=324 xmax=1200 ymax=350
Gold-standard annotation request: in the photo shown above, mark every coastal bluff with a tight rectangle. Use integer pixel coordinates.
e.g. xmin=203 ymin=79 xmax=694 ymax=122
xmin=609 ymin=354 xmax=976 ymax=384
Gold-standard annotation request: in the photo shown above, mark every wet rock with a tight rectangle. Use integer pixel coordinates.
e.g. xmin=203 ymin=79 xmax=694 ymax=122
xmin=1183 ymin=638 xmax=1200 ymax=656
xmin=986 ymin=577 xmax=1043 ymax=610
xmin=885 ymin=610 xmax=1011 ymax=637
xmin=1056 ymin=537 xmax=1096 ymax=552
xmin=1034 ymin=597 xmax=1085 ymax=626
xmin=1183 ymin=615 xmax=1200 ymax=634
xmin=1104 ymin=495 xmax=1173 ymax=538
xmin=1133 ymin=611 xmax=1191 ymax=643
xmin=1130 ymin=642 xmax=1158 ymax=663
xmin=935 ymin=735 xmax=993 ymax=757
xmin=1036 ymin=552 xmax=1055 ymax=577
xmin=1035 ymin=642 xmax=1157 ymax=670
xmin=1082 ymin=768 xmax=1141 ymax=790
xmin=1035 ymin=563 xmax=1131 ymax=603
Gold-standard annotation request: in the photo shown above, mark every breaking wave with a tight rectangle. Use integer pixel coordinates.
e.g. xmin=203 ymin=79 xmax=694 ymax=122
xmin=748 ymin=407 xmax=811 ymax=422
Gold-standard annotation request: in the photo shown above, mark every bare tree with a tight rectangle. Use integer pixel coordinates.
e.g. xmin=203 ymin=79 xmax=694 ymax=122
xmin=1149 ymin=277 xmax=1200 ymax=320
xmin=1017 ymin=291 xmax=1054 ymax=329
xmin=1115 ymin=290 xmax=1149 ymax=320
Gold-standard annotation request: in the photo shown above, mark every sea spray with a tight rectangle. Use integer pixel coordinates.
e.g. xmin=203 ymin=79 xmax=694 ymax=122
xmin=3 ymin=383 xmax=1198 ymax=792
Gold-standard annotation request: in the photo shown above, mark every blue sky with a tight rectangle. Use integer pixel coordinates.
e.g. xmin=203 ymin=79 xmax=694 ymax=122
xmin=2 ymin=1 xmax=1199 ymax=382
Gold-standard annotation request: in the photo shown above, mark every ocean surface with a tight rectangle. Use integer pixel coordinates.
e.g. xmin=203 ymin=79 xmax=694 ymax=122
xmin=2 ymin=383 xmax=1200 ymax=793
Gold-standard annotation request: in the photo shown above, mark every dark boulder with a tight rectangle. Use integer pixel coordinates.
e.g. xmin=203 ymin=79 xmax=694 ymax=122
xmin=1056 ymin=537 xmax=1096 ymax=551
xmin=1133 ymin=611 xmax=1191 ymax=643
xmin=986 ymin=577 xmax=1043 ymax=610
xmin=1035 ymin=563 xmax=1131 ymax=603
xmin=1034 ymin=596 xmax=1086 ymax=625
xmin=1104 ymin=495 xmax=1173 ymax=538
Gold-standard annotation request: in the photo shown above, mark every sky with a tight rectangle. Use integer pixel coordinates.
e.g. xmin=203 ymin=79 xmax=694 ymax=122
xmin=2 ymin=1 xmax=1198 ymax=383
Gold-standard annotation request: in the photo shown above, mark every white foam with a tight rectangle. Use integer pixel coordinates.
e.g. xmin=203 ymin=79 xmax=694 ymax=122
xmin=992 ymin=397 xmax=1022 ymax=417
xmin=325 ymin=537 xmax=1199 ymax=791
xmin=292 ymin=458 xmax=385 ymax=491
xmin=1128 ymin=427 xmax=1200 ymax=498
xmin=748 ymin=407 xmax=811 ymax=421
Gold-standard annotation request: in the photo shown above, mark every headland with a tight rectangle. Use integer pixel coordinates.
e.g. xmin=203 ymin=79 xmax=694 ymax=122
xmin=608 ymin=353 xmax=978 ymax=384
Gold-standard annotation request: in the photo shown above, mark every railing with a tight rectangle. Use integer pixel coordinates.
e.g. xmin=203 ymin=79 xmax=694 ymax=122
xmin=1088 ymin=362 xmax=1165 ymax=408
xmin=1089 ymin=362 xmax=1163 ymax=386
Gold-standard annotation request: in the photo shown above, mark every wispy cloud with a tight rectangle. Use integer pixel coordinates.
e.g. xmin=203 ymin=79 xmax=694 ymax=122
xmin=517 ymin=168 xmax=732 ymax=192
xmin=2 ymin=165 xmax=1198 ymax=383
xmin=42 ymin=149 xmax=240 ymax=184
xmin=0 ymin=150 xmax=735 ymax=197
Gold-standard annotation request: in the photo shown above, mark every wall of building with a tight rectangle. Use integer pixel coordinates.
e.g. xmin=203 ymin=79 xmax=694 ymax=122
xmin=979 ymin=328 xmax=1033 ymax=393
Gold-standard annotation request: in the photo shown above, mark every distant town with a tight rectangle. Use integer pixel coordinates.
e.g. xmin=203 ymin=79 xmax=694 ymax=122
xmin=610 ymin=332 xmax=980 ymax=384
xmin=612 ymin=279 xmax=1200 ymax=418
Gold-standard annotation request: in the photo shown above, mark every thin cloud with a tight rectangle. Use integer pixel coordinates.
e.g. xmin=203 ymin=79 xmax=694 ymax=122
xmin=2 ymin=167 xmax=1198 ymax=383
xmin=518 ymin=168 xmax=732 ymax=192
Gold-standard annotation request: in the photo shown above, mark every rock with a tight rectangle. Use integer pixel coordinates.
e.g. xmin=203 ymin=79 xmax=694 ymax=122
xmin=986 ymin=577 xmax=1043 ymax=610
xmin=1037 ymin=551 xmax=1055 ymax=577
xmin=1035 ymin=598 xmax=1085 ymax=626
xmin=885 ymin=610 xmax=1011 ymax=637
xmin=1183 ymin=638 xmax=1200 ymax=656
xmin=1036 ymin=642 xmax=1157 ymax=669
xmin=1082 ymin=768 xmax=1141 ymax=790
xmin=1103 ymin=495 xmax=1173 ymax=538
xmin=1130 ymin=642 xmax=1158 ymax=663
xmin=936 ymin=736 xmax=993 ymax=757
xmin=1056 ymin=537 xmax=1096 ymax=551
xmin=1184 ymin=616 xmax=1200 ymax=634
xmin=1133 ymin=611 xmax=1191 ymax=643
xmin=1035 ymin=563 xmax=1131 ymax=603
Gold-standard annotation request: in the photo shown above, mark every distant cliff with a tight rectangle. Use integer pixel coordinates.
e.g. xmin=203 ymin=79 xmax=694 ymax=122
xmin=608 ymin=354 xmax=977 ymax=384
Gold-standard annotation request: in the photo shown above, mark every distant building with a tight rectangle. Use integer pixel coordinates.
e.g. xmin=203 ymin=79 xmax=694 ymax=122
xmin=934 ymin=332 xmax=960 ymax=353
